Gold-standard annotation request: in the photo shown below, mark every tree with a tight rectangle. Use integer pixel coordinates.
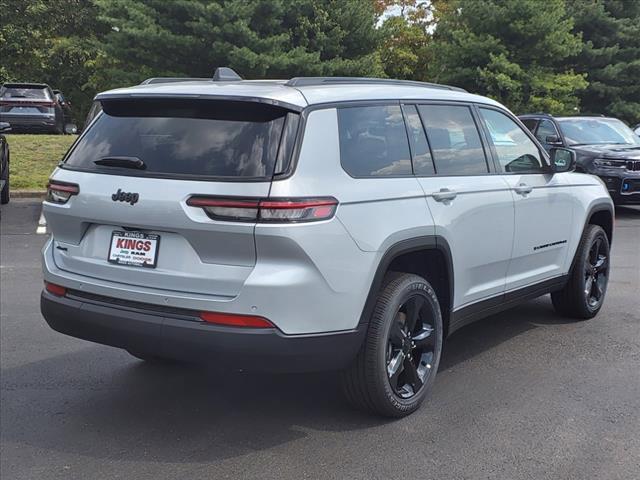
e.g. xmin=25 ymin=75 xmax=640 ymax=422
xmin=376 ymin=1 xmax=432 ymax=80
xmin=567 ymin=0 xmax=640 ymax=124
xmin=0 ymin=0 xmax=104 ymax=123
xmin=429 ymin=0 xmax=587 ymax=114
xmin=89 ymin=0 xmax=384 ymax=91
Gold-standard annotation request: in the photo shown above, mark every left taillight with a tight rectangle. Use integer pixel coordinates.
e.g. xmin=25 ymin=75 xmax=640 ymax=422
xmin=46 ymin=181 xmax=79 ymax=204
xmin=186 ymin=197 xmax=338 ymax=223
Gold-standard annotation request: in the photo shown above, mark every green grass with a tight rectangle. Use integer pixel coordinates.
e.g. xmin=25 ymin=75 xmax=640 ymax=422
xmin=6 ymin=134 xmax=77 ymax=190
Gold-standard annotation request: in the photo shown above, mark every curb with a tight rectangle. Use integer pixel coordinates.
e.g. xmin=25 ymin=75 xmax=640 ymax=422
xmin=12 ymin=190 xmax=47 ymax=199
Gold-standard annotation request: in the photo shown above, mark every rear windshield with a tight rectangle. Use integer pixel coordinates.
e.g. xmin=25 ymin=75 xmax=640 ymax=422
xmin=63 ymin=99 xmax=298 ymax=180
xmin=0 ymin=86 xmax=51 ymax=100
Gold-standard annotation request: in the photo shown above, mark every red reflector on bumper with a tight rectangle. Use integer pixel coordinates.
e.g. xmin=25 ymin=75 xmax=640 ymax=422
xmin=45 ymin=282 xmax=67 ymax=297
xmin=199 ymin=311 xmax=274 ymax=328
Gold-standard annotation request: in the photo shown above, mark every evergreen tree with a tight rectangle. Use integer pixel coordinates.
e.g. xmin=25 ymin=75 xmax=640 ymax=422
xmin=428 ymin=0 xmax=587 ymax=114
xmin=89 ymin=0 xmax=383 ymax=90
xmin=567 ymin=0 xmax=640 ymax=123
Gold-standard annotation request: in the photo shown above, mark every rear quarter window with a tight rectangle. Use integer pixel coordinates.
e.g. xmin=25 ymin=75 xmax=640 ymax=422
xmin=337 ymin=105 xmax=412 ymax=177
xmin=63 ymin=99 xmax=297 ymax=180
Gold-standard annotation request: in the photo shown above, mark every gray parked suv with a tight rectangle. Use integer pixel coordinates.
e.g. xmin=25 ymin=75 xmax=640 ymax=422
xmin=41 ymin=70 xmax=614 ymax=417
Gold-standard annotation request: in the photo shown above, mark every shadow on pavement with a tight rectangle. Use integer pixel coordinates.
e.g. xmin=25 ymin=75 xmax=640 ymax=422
xmin=615 ymin=205 xmax=640 ymax=219
xmin=1 ymin=296 xmax=575 ymax=463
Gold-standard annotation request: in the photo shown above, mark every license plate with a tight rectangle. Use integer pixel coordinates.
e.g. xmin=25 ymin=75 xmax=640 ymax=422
xmin=108 ymin=231 xmax=160 ymax=268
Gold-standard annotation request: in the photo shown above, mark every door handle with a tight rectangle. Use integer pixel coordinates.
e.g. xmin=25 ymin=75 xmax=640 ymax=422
xmin=513 ymin=183 xmax=533 ymax=196
xmin=432 ymin=188 xmax=457 ymax=202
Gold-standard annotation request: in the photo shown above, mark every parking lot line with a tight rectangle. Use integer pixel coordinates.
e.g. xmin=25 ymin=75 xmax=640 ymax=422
xmin=36 ymin=210 xmax=47 ymax=235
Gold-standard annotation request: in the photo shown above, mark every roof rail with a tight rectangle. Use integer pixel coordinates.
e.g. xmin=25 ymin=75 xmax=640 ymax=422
xmin=285 ymin=77 xmax=467 ymax=92
xmin=140 ymin=77 xmax=210 ymax=85
xmin=140 ymin=67 xmax=243 ymax=85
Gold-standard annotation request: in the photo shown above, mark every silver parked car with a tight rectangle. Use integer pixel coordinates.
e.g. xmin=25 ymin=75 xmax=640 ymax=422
xmin=41 ymin=69 xmax=614 ymax=417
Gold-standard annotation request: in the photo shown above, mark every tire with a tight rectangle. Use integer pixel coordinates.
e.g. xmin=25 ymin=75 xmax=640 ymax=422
xmin=551 ymin=224 xmax=610 ymax=319
xmin=341 ymin=273 xmax=443 ymax=417
xmin=0 ymin=163 xmax=9 ymax=205
xmin=52 ymin=116 xmax=64 ymax=135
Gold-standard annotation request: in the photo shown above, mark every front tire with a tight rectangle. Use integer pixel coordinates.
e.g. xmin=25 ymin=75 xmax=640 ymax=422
xmin=341 ymin=273 xmax=443 ymax=417
xmin=551 ymin=224 xmax=610 ymax=319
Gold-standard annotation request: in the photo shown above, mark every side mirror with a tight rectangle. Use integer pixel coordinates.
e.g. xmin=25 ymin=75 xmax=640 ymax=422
xmin=545 ymin=135 xmax=563 ymax=145
xmin=550 ymin=147 xmax=576 ymax=173
xmin=64 ymin=123 xmax=78 ymax=135
xmin=0 ymin=122 xmax=11 ymax=133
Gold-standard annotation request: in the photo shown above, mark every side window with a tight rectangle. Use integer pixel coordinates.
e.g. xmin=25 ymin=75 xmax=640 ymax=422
xmin=337 ymin=105 xmax=412 ymax=177
xmin=417 ymin=104 xmax=488 ymax=175
xmin=535 ymin=119 xmax=559 ymax=144
xmin=521 ymin=118 xmax=538 ymax=134
xmin=479 ymin=108 xmax=545 ymax=174
xmin=402 ymin=105 xmax=435 ymax=175
xmin=84 ymin=101 xmax=103 ymax=127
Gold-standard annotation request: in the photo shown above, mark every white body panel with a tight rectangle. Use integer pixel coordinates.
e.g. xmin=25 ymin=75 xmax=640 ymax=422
xmin=416 ymin=175 xmax=514 ymax=309
xmin=502 ymin=172 xmax=574 ymax=291
xmin=42 ymin=79 xmax=614 ymax=339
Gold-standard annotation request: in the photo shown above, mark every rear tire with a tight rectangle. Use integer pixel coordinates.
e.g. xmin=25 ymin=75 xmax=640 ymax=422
xmin=551 ymin=224 xmax=610 ymax=319
xmin=1 ymin=165 xmax=9 ymax=205
xmin=52 ymin=118 xmax=64 ymax=135
xmin=341 ymin=273 xmax=443 ymax=417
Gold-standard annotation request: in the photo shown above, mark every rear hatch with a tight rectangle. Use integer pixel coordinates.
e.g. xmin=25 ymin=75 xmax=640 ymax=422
xmin=45 ymin=97 xmax=300 ymax=298
xmin=0 ymin=84 xmax=55 ymax=117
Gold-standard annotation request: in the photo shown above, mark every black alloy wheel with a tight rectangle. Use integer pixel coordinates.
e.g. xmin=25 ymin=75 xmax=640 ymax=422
xmin=342 ymin=273 xmax=443 ymax=417
xmin=386 ymin=295 xmax=437 ymax=399
xmin=552 ymin=224 xmax=610 ymax=319
xmin=584 ymin=235 xmax=608 ymax=309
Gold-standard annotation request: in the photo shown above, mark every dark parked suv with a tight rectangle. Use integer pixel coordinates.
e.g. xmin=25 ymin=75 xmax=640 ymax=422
xmin=0 ymin=83 xmax=65 ymax=133
xmin=519 ymin=113 xmax=640 ymax=205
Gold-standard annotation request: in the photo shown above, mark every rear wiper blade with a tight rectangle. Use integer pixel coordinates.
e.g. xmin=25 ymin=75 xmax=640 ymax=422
xmin=94 ymin=156 xmax=146 ymax=170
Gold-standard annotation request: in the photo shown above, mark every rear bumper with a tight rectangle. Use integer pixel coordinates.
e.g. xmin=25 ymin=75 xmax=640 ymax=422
xmin=40 ymin=290 xmax=366 ymax=372
xmin=0 ymin=114 xmax=56 ymax=130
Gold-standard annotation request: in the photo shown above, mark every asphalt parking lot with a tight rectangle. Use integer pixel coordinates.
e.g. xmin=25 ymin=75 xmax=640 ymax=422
xmin=1 ymin=199 xmax=639 ymax=480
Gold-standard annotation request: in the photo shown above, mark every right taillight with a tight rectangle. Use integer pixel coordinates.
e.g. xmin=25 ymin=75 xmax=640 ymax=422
xmin=186 ymin=197 xmax=338 ymax=223
xmin=46 ymin=181 xmax=79 ymax=204
xmin=45 ymin=281 xmax=67 ymax=297
xmin=199 ymin=311 xmax=274 ymax=328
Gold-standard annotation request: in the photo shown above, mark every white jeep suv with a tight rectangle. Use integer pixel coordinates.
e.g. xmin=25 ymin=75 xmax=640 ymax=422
xmin=41 ymin=70 xmax=614 ymax=417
